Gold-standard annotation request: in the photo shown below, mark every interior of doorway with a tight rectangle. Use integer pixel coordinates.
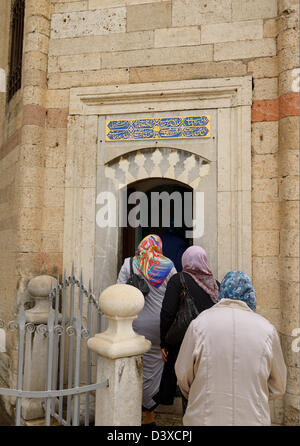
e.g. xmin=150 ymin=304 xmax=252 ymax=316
xmin=121 ymin=178 xmax=193 ymax=265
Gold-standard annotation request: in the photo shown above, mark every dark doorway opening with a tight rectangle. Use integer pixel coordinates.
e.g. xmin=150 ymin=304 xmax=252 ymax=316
xmin=121 ymin=178 xmax=193 ymax=265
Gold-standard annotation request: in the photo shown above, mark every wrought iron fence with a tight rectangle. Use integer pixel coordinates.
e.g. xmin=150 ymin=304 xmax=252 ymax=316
xmin=0 ymin=265 xmax=108 ymax=426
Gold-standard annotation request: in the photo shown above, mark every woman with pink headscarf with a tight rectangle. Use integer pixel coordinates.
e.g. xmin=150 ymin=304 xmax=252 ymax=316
xmin=153 ymin=245 xmax=219 ymax=412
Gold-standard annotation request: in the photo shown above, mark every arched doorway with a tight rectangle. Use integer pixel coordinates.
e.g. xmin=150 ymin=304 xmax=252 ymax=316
xmin=121 ymin=178 xmax=193 ymax=266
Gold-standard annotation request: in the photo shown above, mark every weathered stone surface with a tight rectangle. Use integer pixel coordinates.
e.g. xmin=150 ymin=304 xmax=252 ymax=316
xmin=253 ymin=278 xmax=280 ymax=308
xmin=279 ymin=47 xmax=300 ymax=72
xmin=279 ymin=116 xmax=299 ymax=150
xmin=89 ymin=0 xmax=169 ymax=7
xmin=253 ymin=77 xmax=278 ymax=100
xmin=101 ymin=45 xmax=213 ymax=69
xmin=252 ymin=202 xmax=280 ymax=230
xmin=172 ymin=0 xmax=231 ymax=26
xmin=251 ymin=99 xmax=279 ymax=122
xmin=48 ymin=53 xmax=101 ymax=72
xmin=264 ymin=18 xmax=278 ymax=37
xmin=52 ymin=1 xmax=88 ymax=13
xmin=252 ymin=178 xmax=279 ymax=202
xmin=280 ymin=201 xmax=299 ymax=229
xmin=127 ymin=2 xmax=171 ymax=32
xmin=279 ymin=92 xmax=300 ymax=118
xmin=215 ymin=38 xmax=276 ymax=61
xmin=251 ymin=121 xmax=278 ymax=154
xmin=232 ymin=0 xmax=278 ymax=20
xmin=46 ymin=90 xmax=70 ymax=108
xmin=46 ymin=108 xmax=69 ymax=128
xmin=201 ymin=20 xmax=263 ymax=44
xmin=253 ymin=256 xmax=280 ymax=282
xmin=129 ymin=60 xmax=247 ymax=83
xmin=253 ymin=230 xmax=280 ymax=256
xmin=279 ymin=150 xmax=299 ymax=176
xmin=24 ymin=32 xmax=49 ymax=55
xmin=252 ymin=153 xmax=278 ymax=179
xmin=280 ymin=229 xmax=299 ymax=257
xmin=47 ymin=68 xmax=129 ymax=89
xmin=49 ymin=31 xmax=154 ymax=55
xmin=50 ymin=8 xmax=126 ymax=39
xmin=277 ymin=28 xmax=299 ymax=51
xmin=154 ymin=26 xmax=200 ymax=48
xmin=279 ymin=176 xmax=299 ymax=201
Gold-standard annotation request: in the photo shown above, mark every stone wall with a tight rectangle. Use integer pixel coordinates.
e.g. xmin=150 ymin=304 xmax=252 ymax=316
xmin=0 ymin=0 xmax=298 ymax=424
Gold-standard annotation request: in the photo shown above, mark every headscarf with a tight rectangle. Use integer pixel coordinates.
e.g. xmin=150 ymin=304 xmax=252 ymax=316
xmin=217 ymin=270 xmax=256 ymax=312
xmin=181 ymin=246 xmax=219 ymax=303
xmin=133 ymin=234 xmax=174 ymax=288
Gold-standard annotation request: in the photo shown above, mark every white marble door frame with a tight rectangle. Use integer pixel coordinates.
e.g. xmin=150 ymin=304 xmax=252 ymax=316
xmin=64 ymin=77 xmax=252 ymax=286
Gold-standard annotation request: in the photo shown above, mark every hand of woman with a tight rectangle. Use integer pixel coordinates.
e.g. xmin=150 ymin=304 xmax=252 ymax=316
xmin=161 ymin=348 xmax=168 ymax=363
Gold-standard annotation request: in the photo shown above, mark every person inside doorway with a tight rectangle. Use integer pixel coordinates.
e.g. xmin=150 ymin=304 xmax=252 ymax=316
xmin=117 ymin=234 xmax=176 ymax=425
xmin=160 ymin=221 xmax=189 ymax=273
xmin=175 ymin=270 xmax=287 ymax=426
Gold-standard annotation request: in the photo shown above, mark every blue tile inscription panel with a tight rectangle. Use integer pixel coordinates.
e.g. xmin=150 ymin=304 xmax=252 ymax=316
xmin=105 ymin=115 xmax=211 ymax=142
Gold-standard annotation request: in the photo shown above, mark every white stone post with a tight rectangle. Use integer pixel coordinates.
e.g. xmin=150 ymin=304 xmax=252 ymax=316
xmin=22 ymin=275 xmax=58 ymax=423
xmin=88 ymin=284 xmax=151 ymax=426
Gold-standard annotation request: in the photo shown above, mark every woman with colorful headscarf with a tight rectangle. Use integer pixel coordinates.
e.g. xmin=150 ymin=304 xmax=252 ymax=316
xmin=154 ymin=246 xmax=219 ymax=411
xmin=175 ymin=270 xmax=287 ymax=425
xmin=117 ymin=234 xmax=176 ymax=425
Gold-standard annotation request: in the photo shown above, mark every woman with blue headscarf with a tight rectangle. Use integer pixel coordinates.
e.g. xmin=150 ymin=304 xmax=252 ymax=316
xmin=175 ymin=270 xmax=287 ymax=426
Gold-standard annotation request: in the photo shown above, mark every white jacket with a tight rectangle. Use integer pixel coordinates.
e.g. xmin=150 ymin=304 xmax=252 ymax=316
xmin=175 ymin=298 xmax=287 ymax=426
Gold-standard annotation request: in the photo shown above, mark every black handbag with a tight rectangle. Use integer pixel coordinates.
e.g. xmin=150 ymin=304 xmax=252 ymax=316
xmin=165 ymin=272 xmax=199 ymax=345
xmin=126 ymin=257 xmax=150 ymax=297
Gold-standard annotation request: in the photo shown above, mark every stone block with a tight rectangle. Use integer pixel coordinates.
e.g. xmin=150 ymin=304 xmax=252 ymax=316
xmin=251 ymin=99 xmax=279 ymax=122
xmin=280 ymin=201 xmax=299 ymax=229
xmin=43 ymin=187 xmax=65 ymax=207
xmin=263 ymin=18 xmax=278 ymax=38
xmin=89 ymin=0 xmax=170 ymax=7
xmin=23 ymin=51 xmax=48 ymax=72
xmin=253 ymin=256 xmax=280 ymax=282
xmin=44 ymin=146 xmax=66 ymax=168
xmin=251 ymin=121 xmax=278 ymax=154
xmin=19 ymin=208 xmax=42 ymax=231
xmin=253 ymin=278 xmax=280 ymax=308
xmin=101 ymin=45 xmax=213 ymax=69
xmin=280 ymin=229 xmax=299 ymax=258
xmin=279 ymin=47 xmax=300 ymax=71
xmin=252 ymin=178 xmax=279 ymax=202
xmin=50 ymin=8 xmax=126 ymax=39
xmin=46 ymin=90 xmax=70 ymax=109
xmin=253 ymin=78 xmax=278 ymax=101
xmin=252 ymin=230 xmax=280 ymax=256
xmin=44 ymin=128 xmax=67 ymax=149
xmin=23 ymin=86 xmax=46 ymax=107
xmin=252 ymin=202 xmax=280 ymax=231
xmin=201 ymin=20 xmax=263 ymax=44
xmin=49 ymin=53 xmax=101 ymax=73
xmin=252 ymin=153 xmax=278 ymax=179
xmin=279 ymin=176 xmax=299 ymax=201
xmin=279 ymin=116 xmax=299 ymax=150
xmin=41 ymin=208 xmax=64 ymax=231
xmin=172 ymin=0 xmax=231 ymax=27
xmin=49 ymin=31 xmax=154 ymax=56
xmin=154 ymin=26 xmax=200 ymax=48
xmin=47 ymin=68 xmax=129 ymax=89
xmin=279 ymin=92 xmax=300 ymax=119
xmin=53 ymin=1 xmax=88 ymax=12
xmin=280 ymin=258 xmax=300 ymax=282
xmin=18 ymin=166 xmax=44 ymax=188
xmin=277 ymin=28 xmax=299 ymax=51
xmin=24 ymin=32 xmax=49 ymax=55
xmin=214 ymin=38 xmax=276 ymax=61
xmin=129 ymin=60 xmax=247 ymax=83
xmin=279 ymin=150 xmax=299 ymax=176
xmin=127 ymin=2 xmax=171 ymax=32
xmin=41 ymin=231 xmax=63 ymax=252
xmin=18 ymin=230 xmax=41 ymax=252
xmin=23 ymin=69 xmax=47 ymax=89
xmin=232 ymin=0 xmax=278 ymax=20
xmin=26 ymin=15 xmax=50 ymax=36
xmin=279 ymin=69 xmax=300 ymax=96
xmin=44 ymin=168 xmax=65 ymax=188
xmin=23 ymin=105 xmax=46 ymax=127
xmin=17 ymin=186 xmax=42 ymax=209
xmin=46 ymin=108 xmax=69 ymax=128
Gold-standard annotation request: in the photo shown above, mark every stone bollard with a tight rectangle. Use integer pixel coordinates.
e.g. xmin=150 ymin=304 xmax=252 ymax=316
xmin=87 ymin=284 xmax=151 ymax=426
xmin=22 ymin=275 xmax=58 ymax=423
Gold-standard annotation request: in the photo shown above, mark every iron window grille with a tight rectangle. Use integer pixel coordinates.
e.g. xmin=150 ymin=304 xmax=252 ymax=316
xmin=8 ymin=0 xmax=25 ymax=102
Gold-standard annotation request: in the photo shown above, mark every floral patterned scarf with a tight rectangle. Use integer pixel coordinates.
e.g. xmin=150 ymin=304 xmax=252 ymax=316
xmin=133 ymin=234 xmax=174 ymax=288
xmin=218 ymin=270 xmax=257 ymax=312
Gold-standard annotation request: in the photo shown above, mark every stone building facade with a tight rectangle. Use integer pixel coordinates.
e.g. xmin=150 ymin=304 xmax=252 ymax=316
xmin=0 ymin=0 xmax=299 ymax=425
